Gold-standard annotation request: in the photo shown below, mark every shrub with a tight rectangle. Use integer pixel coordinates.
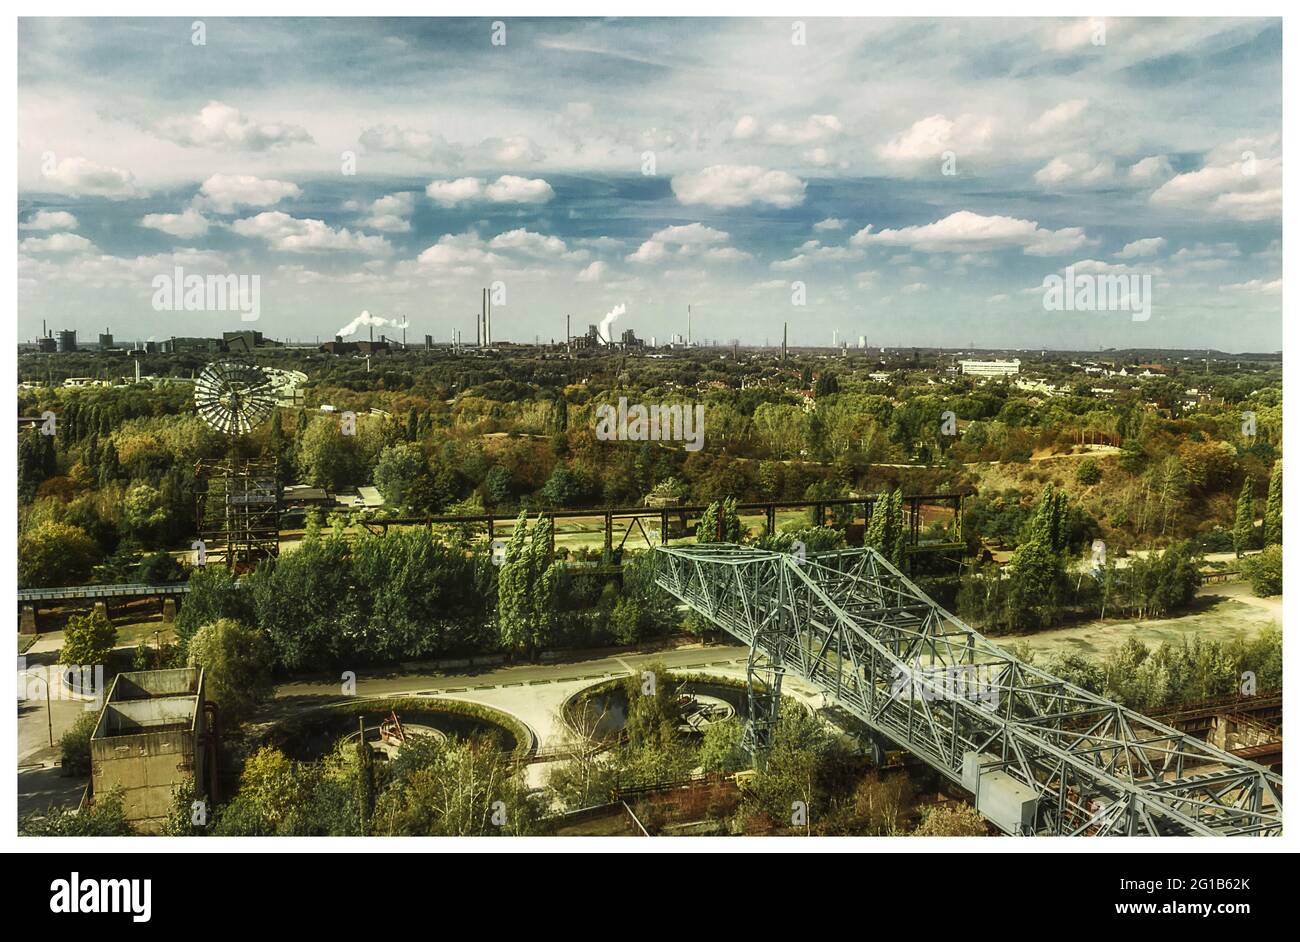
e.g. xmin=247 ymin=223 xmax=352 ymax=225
xmin=1075 ymin=458 xmax=1102 ymax=486
xmin=1242 ymin=545 xmax=1282 ymax=597
xmin=59 ymin=710 xmax=100 ymax=777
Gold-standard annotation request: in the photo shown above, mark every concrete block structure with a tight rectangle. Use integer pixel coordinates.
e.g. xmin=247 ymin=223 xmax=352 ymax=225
xmin=89 ymin=668 xmax=208 ymax=833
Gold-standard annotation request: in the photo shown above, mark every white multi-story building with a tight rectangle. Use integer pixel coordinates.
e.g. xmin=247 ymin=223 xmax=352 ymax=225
xmin=959 ymin=358 xmax=1021 ymax=377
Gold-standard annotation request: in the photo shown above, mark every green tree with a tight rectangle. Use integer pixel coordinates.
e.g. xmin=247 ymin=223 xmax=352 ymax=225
xmin=1233 ymin=478 xmax=1256 ymax=557
xmin=186 ymin=618 xmax=274 ymax=727
xmin=865 ymin=489 xmax=905 ymax=566
xmin=697 ymin=497 xmax=743 ymax=543
xmin=373 ymin=443 xmax=427 ymax=510
xmin=59 ymin=608 xmax=117 ymax=667
xmin=1263 ymin=461 xmax=1282 ymax=546
xmin=496 ymin=513 xmax=558 ymax=659
xmin=18 ymin=521 xmax=100 ymax=588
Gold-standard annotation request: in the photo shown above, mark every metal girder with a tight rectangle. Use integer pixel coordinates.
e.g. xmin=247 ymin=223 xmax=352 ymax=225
xmin=654 ymin=543 xmax=1282 ymax=837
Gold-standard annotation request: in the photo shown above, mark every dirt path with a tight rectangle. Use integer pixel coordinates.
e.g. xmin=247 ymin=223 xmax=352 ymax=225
xmin=997 ymin=585 xmax=1280 ymax=661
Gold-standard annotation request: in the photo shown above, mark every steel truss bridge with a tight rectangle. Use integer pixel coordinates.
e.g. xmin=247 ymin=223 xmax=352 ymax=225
xmin=654 ymin=544 xmax=1282 ymax=836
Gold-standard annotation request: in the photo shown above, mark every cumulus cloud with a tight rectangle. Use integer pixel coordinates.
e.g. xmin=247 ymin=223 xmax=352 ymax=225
xmin=1115 ymin=237 xmax=1167 ymax=259
xmin=1150 ymin=142 xmax=1281 ymax=221
xmin=850 ymin=210 xmax=1089 ymax=257
xmin=1128 ymin=155 xmax=1174 ymax=184
xmin=19 ymin=210 xmax=78 ymax=231
xmin=577 ymin=260 xmax=607 ymax=282
xmin=157 ymin=101 xmax=312 ymax=151
xmin=813 ymin=217 xmax=845 ymax=232
xmin=140 ymin=207 xmax=210 ymax=239
xmin=488 ymin=228 xmax=577 ymax=259
xmin=425 ymin=175 xmax=554 ymax=206
xmin=230 ymin=212 xmax=391 ymax=255
xmin=19 ymin=232 xmax=97 ymax=254
xmin=671 ymin=165 xmax=805 ymax=208
xmin=626 ymin=223 xmax=750 ymax=264
xmin=878 ymin=114 xmax=994 ymax=163
xmin=1029 ymin=99 xmax=1090 ymax=136
xmin=359 ymin=192 xmax=415 ymax=232
xmin=41 ymin=157 xmax=139 ymax=199
xmin=1034 ymin=153 xmax=1116 ymax=188
xmin=196 ymin=174 xmax=302 ymax=213
xmin=415 ymin=232 xmax=502 ymax=272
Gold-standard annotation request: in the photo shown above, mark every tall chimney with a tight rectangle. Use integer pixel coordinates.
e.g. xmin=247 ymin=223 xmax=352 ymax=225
xmin=687 ymin=305 xmax=691 ymax=346
xmin=486 ymin=289 xmax=492 ymax=345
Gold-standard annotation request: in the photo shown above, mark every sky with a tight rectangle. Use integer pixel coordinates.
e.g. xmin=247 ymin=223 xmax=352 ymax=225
xmin=16 ymin=16 xmax=1283 ymax=352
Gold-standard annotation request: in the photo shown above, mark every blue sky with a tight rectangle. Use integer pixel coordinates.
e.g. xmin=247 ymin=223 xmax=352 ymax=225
xmin=17 ymin=17 xmax=1282 ymax=351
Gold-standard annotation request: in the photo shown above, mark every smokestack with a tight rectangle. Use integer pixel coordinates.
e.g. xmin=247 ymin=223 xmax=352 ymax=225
xmin=566 ymin=314 xmax=570 ymax=353
xmin=687 ymin=305 xmax=691 ymax=346
xmin=782 ymin=322 xmax=788 ymax=362
xmin=486 ymin=289 xmax=492 ymax=345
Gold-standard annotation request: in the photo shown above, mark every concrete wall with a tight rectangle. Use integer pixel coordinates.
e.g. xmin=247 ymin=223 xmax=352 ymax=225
xmin=90 ymin=668 xmax=206 ymax=834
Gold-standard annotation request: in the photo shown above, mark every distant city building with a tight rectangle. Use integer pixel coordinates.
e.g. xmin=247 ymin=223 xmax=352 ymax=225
xmin=959 ymin=358 xmax=1021 ymax=377
xmin=56 ymin=330 xmax=77 ymax=353
xmin=319 ymin=335 xmax=390 ymax=355
xmin=98 ymin=332 xmax=114 ymax=350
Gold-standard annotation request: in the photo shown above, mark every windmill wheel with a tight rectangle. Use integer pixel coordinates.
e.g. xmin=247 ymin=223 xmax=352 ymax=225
xmin=194 ymin=361 xmax=275 ymax=435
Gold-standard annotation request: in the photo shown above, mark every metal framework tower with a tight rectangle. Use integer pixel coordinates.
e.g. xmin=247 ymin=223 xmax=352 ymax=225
xmin=193 ymin=361 xmax=280 ymax=571
xmin=195 ymin=458 xmax=280 ymax=569
xmin=654 ymin=544 xmax=1282 ymax=836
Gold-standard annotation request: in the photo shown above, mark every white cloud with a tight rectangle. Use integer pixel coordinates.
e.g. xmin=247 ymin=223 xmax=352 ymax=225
xmin=1115 ymin=237 xmax=1167 ymax=259
xmin=426 ymin=175 xmax=554 ymax=205
xmin=488 ymin=228 xmax=573 ymax=258
xmin=879 ymin=114 xmax=994 ymax=163
xmin=140 ymin=207 xmax=210 ymax=239
xmin=1220 ymin=278 xmax=1281 ymax=296
xmin=415 ymin=232 xmax=502 ymax=272
xmin=485 ymin=175 xmax=554 ymax=203
xmin=19 ymin=232 xmax=97 ymax=254
xmin=1151 ymin=150 xmax=1281 ymax=221
xmin=813 ymin=217 xmax=845 ymax=232
xmin=851 ymin=211 xmax=1089 ymax=257
xmin=626 ymin=223 xmax=748 ymax=264
xmin=41 ymin=157 xmax=139 ymax=199
xmin=157 ymin=101 xmax=312 ymax=151
xmin=196 ymin=174 xmax=302 ymax=213
xmin=230 ymin=212 xmax=391 ymax=255
xmin=1034 ymin=153 xmax=1116 ymax=188
xmin=1030 ymin=100 xmax=1089 ymax=136
xmin=1045 ymin=17 xmax=1110 ymax=52
xmin=672 ymin=165 xmax=805 ymax=209
xmin=360 ymin=192 xmax=415 ymax=233
xmin=1129 ymin=155 xmax=1174 ymax=184
xmin=19 ymin=210 xmax=78 ymax=231
xmin=577 ymin=260 xmax=607 ymax=282
xmin=734 ymin=114 xmax=843 ymax=146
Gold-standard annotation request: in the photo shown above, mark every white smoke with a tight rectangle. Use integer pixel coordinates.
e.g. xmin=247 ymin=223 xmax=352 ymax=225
xmin=597 ymin=303 xmax=627 ymax=342
xmin=337 ymin=310 xmax=399 ymax=337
